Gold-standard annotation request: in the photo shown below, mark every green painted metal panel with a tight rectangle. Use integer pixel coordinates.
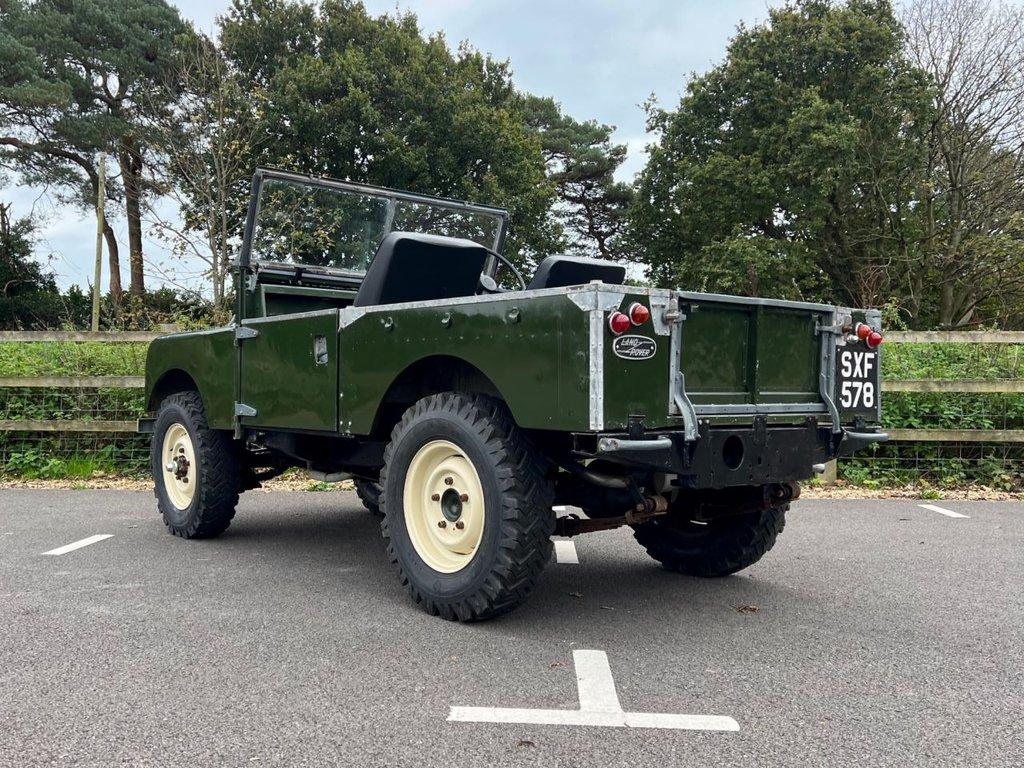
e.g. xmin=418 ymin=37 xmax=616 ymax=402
xmin=240 ymin=311 xmax=339 ymax=431
xmin=755 ymin=308 xmax=821 ymax=399
xmin=601 ymin=291 xmax=673 ymax=430
xmin=144 ymin=328 xmax=236 ymax=430
xmin=339 ymin=294 xmax=591 ymax=434
xmin=681 ymin=299 xmax=826 ymax=406
xmin=681 ymin=306 xmax=751 ymax=399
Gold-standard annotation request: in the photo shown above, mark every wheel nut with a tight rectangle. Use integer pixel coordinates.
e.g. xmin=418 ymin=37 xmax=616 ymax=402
xmin=431 ymin=493 xmax=440 ymax=501
xmin=444 ymin=477 xmax=454 ymax=486
xmin=455 ymin=520 xmax=465 ymax=530
xmin=459 ymin=493 xmax=469 ymax=503
xmin=437 ymin=520 xmax=447 ymax=528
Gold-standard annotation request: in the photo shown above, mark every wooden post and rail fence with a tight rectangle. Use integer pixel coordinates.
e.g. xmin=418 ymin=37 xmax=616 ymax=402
xmin=2 ymin=329 xmax=1024 ymax=445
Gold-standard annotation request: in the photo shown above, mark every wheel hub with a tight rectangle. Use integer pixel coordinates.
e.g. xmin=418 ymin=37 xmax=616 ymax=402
xmin=403 ymin=440 xmax=485 ymax=573
xmin=440 ymin=487 xmax=464 ymax=521
xmin=161 ymin=423 xmax=196 ymax=511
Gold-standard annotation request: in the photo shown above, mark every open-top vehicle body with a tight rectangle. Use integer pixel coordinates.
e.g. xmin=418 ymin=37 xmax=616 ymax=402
xmin=142 ymin=168 xmax=886 ymax=620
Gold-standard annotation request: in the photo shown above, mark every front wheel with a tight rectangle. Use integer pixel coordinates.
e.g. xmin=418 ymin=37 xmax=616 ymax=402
xmin=151 ymin=391 xmax=240 ymax=539
xmin=380 ymin=393 xmax=555 ymax=621
xmin=633 ymin=504 xmax=786 ymax=577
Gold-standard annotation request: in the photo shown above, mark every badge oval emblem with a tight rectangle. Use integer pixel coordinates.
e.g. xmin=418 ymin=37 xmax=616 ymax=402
xmin=612 ymin=335 xmax=657 ymax=360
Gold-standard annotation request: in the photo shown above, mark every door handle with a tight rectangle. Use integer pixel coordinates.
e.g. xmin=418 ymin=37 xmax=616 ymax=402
xmin=314 ymin=334 xmax=328 ymax=366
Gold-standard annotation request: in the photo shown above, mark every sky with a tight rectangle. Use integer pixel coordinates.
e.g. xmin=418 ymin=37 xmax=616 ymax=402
xmin=9 ymin=0 xmax=781 ymax=292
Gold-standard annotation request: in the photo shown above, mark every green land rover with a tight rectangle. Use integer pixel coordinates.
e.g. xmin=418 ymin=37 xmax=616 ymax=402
xmin=141 ymin=168 xmax=886 ymax=621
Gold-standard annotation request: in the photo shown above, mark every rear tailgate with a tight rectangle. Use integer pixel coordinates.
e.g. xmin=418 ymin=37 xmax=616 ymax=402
xmin=671 ymin=292 xmax=846 ymax=433
xmin=680 ymin=293 xmax=828 ymax=407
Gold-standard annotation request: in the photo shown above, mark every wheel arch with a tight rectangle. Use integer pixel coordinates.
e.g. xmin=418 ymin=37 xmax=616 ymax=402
xmin=147 ymin=368 xmax=203 ymax=412
xmin=369 ymin=355 xmax=505 ymax=439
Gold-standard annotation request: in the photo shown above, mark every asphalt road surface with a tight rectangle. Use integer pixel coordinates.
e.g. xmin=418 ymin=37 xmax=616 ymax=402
xmin=1 ymin=489 xmax=1021 ymax=767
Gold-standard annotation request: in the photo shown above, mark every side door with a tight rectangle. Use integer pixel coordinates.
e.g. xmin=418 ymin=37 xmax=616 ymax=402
xmin=238 ymin=310 xmax=339 ymax=432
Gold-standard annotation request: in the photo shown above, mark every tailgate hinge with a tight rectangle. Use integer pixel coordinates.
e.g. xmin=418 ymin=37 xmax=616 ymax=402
xmin=234 ymin=402 xmax=257 ymax=418
xmin=234 ymin=325 xmax=259 ymax=345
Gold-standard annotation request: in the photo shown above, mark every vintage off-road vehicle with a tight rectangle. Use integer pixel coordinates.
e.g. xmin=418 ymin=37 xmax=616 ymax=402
xmin=141 ymin=168 xmax=886 ymax=621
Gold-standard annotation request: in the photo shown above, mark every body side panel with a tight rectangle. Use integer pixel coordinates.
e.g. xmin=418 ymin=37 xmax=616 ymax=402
xmin=339 ymin=294 xmax=591 ymax=433
xmin=144 ymin=328 xmax=237 ymax=430
xmin=239 ymin=310 xmax=340 ymax=432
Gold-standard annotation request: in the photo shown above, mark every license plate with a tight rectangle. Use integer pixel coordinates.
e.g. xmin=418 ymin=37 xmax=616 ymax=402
xmin=835 ymin=344 xmax=880 ymax=419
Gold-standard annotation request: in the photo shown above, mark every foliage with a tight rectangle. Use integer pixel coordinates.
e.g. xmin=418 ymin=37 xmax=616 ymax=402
xmin=628 ymin=0 xmax=1024 ymax=330
xmin=0 ymin=280 xmax=224 ymax=332
xmin=0 ymin=198 xmax=60 ymax=328
xmin=522 ymin=95 xmax=633 ymax=259
xmin=0 ymin=341 xmax=146 ymax=377
xmin=628 ymin=0 xmax=933 ymax=307
xmin=1 ymin=335 xmax=1022 ymax=490
xmin=0 ymin=0 xmax=192 ymax=300
xmin=145 ymin=33 xmax=261 ymax=309
xmin=0 ymin=440 xmax=145 ymax=478
xmin=902 ymin=0 xmax=1024 ymax=328
xmin=219 ymin=0 xmax=560 ymax=269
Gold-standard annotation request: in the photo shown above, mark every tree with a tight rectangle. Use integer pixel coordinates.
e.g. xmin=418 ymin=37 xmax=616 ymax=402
xmin=219 ymin=0 xmax=560 ymax=268
xmin=523 ymin=95 xmax=633 ymax=259
xmin=146 ymin=34 xmax=261 ymax=309
xmin=902 ymin=0 xmax=1024 ymax=327
xmin=0 ymin=0 xmax=190 ymax=301
xmin=628 ymin=0 xmax=933 ymax=311
xmin=0 ymin=198 xmax=57 ymax=328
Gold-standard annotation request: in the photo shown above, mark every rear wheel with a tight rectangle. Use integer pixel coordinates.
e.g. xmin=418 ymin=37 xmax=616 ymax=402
xmin=633 ymin=503 xmax=786 ymax=577
xmin=151 ymin=391 xmax=240 ymax=539
xmin=380 ymin=393 xmax=554 ymax=621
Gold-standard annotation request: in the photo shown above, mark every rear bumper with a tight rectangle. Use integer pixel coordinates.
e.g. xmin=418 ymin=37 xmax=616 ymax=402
xmin=572 ymin=420 xmax=886 ymax=489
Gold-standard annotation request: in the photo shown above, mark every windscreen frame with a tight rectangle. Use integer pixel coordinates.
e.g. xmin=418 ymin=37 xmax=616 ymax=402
xmin=238 ymin=168 xmax=510 ymax=275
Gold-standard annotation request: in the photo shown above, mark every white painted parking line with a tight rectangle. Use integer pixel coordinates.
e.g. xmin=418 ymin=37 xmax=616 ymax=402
xmin=448 ymin=649 xmax=739 ymax=731
xmin=41 ymin=534 xmax=113 ymax=556
xmin=918 ymin=503 xmax=969 ymax=519
xmin=554 ymin=539 xmax=578 ymax=564
xmin=553 ymin=505 xmax=567 ymax=512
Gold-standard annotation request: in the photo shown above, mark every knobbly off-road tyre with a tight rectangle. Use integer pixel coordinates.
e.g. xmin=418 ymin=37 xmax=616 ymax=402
xmin=151 ymin=391 xmax=240 ymax=539
xmin=633 ymin=505 xmax=787 ymax=577
xmin=380 ymin=393 xmax=555 ymax=621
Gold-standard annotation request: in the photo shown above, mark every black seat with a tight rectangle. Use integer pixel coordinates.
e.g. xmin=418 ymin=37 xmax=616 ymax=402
xmin=527 ymin=255 xmax=626 ymax=290
xmin=353 ymin=232 xmax=489 ymax=307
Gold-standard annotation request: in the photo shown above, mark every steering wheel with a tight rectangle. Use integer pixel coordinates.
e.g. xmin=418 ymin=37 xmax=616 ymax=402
xmin=482 ymin=248 xmax=526 ymax=292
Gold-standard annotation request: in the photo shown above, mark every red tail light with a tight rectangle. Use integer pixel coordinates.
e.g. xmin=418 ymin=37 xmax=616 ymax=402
xmin=855 ymin=322 xmax=883 ymax=349
xmin=608 ymin=311 xmax=631 ymax=335
xmin=628 ymin=302 xmax=650 ymax=325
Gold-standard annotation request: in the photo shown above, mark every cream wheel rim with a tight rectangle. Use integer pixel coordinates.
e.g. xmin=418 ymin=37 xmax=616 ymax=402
xmin=403 ymin=439 xmax=485 ymax=573
xmin=162 ymin=423 xmax=196 ymax=510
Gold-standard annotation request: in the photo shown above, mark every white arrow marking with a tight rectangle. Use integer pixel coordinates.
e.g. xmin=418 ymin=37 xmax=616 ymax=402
xmin=448 ymin=649 xmax=739 ymax=731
